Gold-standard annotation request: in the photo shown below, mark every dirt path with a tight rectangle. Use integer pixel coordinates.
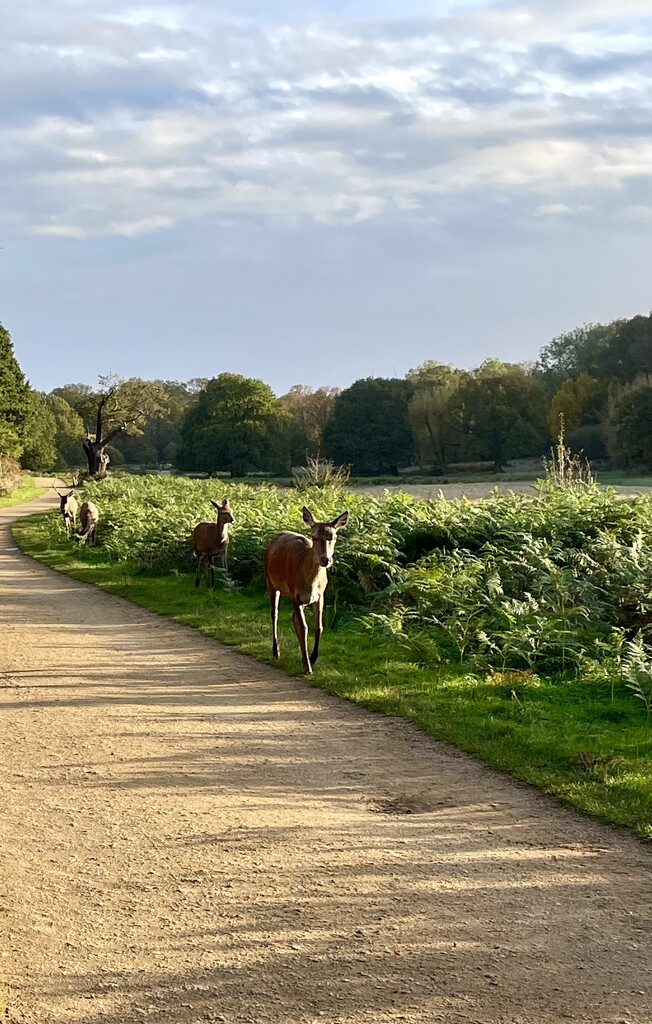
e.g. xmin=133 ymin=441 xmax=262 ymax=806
xmin=2 ymin=489 xmax=651 ymax=1024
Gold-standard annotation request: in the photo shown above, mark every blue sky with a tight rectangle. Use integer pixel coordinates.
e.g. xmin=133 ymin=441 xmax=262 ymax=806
xmin=2 ymin=0 xmax=652 ymax=395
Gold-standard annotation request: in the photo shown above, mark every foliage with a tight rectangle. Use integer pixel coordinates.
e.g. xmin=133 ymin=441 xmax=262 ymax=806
xmin=547 ymin=373 xmax=604 ymax=436
xmin=177 ymin=373 xmax=292 ymax=477
xmin=0 ymin=456 xmax=22 ymax=496
xmin=614 ymin=385 xmax=652 ymax=469
xmin=280 ymin=385 xmax=340 ymax=458
xmin=457 ymin=360 xmax=548 ymax=470
xmin=324 ymin=377 xmax=415 ymax=474
xmin=293 ymin=455 xmax=350 ymax=491
xmin=30 ymin=473 xmax=652 ymax=680
xmin=538 ymin=314 xmax=652 ymax=389
xmin=0 ymin=321 xmax=31 ymax=458
xmin=45 ymin=394 xmax=85 ymax=468
xmin=80 ymin=375 xmax=169 ymax=476
xmin=20 ymin=392 xmax=58 ymax=472
xmin=620 ymin=634 xmax=652 ymax=721
xmin=542 ymin=418 xmax=594 ymax=489
xmin=407 ymin=382 xmax=461 ymax=474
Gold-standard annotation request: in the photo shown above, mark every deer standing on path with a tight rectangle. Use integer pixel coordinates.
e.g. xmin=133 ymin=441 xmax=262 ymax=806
xmin=264 ymin=506 xmax=349 ymax=674
xmin=192 ymin=499 xmax=235 ymax=589
xmin=54 ymin=486 xmax=78 ymax=535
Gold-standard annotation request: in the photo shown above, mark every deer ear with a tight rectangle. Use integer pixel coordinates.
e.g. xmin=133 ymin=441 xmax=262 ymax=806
xmin=222 ymin=498 xmax=230 ymax=507
xmin=330 ymin=511 xmax=349 ymax=530
xmin=302 ymin=506 xmax=316 ymax=526
xmin=210 ymin=500 xmax=220 ymax=510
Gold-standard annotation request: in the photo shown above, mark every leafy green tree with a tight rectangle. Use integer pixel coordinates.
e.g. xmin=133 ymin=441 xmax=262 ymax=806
xmin=177 ymin=373 xmax=292 ymax=477
xmin=80 ymin=376 xmax=169 ymax=477
xmin=458 ymin=361 xmax=548 ymax=471
xmin=20 ymin=392 xmax=58 ymax=472
xmin=323 ymin=377 xmax=414 ymax=475
xmin=405 ymin=360 xmax=462 ymax=389
xmin=405 ymin=363 xmax=467 ymax=473
xmin=538 ymin=322 xmax=621 ymax=392
xmin=614 ymin=385 xmax=652 ymax=469
xmin=279 ymin=385 xmax=340 ymax=458
xmin=0 ymin=321 xmax=30 ymax=458
xmin=547 ymin=373 xmax=604 ymax=436
xmin=602 ymin=315 xmax=652 ymax=382
xmin=45 ymin=394 xmax=85 ymax=469
xmin=50 ymin=382 xmax=94 ymax=410
xmin=539 ymin=313 xmax=652 ymax=391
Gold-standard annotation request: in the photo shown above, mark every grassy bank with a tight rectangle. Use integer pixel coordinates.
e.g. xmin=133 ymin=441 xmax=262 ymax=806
xmin=0 ymin=476 xmax=46 ymax=509
xmin=14 ymin=510 xmax=652 ymax=840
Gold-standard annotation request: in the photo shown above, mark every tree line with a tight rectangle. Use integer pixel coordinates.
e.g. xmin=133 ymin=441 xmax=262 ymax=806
xmin=2 ymin=312 xmax=652 ymax=478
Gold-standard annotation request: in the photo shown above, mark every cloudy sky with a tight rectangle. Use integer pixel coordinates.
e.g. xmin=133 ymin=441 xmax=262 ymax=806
xmin=2 ymin=0 xmax=652 ymax=394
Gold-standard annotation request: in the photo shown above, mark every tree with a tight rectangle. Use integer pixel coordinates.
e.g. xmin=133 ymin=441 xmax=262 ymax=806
xmin=615 ymin=386 xmax=652 ymax=469
xmin=538 ymin=322 xmax=621 ymax=392
xmin=538 ymin=313 xmax=652 ymax=391
xmin=20 ymin=392 xmax=58 ymax=472
xmin=0 ymin=321 xmax=30 ymax=458
xmin=80 ymin=376 xmax=168 ymax=477
xmin=457 ymin=361 xmax=548 ymax=471
xmin=45 ymin=394 xmax=85 ymax=469
xmin=323 ymin=377 xmax=414 ymax=475
xmin=177 ymin=373 xmax=292 ymax=477
xmin=279 ymin=385 xmax=340 ymax=458
xmin=408 ymin=385 xmax=457 ymax=474
xmin=547 ymin=373 xmax=604 ymax=437
xmin=405 ymin=363 xmax=466 ymax=473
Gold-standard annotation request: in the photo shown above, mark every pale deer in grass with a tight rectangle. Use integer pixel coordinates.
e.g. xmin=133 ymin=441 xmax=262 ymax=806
xmin=192 ymin=499 xmax=235 ymax=589
xmin=54 ymin=486 xmax=78 ymax=535
xmin=76 ymin=500 xmax=99 ymax=544
xmin=264 ymin=506 xmax=349 ymax=674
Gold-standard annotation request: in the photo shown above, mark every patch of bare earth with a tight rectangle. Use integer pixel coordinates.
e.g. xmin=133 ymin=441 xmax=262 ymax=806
xmin=1 ymin=489 xmax=651 ymax=1024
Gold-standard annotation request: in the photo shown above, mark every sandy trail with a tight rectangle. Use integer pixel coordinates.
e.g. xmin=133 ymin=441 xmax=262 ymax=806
xmin=1 ymin=487 xmax=651 ymax=1024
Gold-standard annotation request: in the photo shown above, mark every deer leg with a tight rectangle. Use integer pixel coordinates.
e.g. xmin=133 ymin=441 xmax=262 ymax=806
xmin=269 ymin=586 xmax=280 ymax=659
xmin=310 ymin=595 xmax=324 ymax=667
xmin=209 ymin=557 xmax=215 ymax=590
xmin=292 ymin=599 xmax=311 ymax=674
xmin=194 ymin=554 xmax=201 ymax=588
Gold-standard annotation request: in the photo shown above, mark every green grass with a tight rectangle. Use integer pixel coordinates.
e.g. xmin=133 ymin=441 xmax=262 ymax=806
xmin=0 ymin=476 xmax=47 ymax=508
xmin=14 ymin=511 xmax=652 ymax=841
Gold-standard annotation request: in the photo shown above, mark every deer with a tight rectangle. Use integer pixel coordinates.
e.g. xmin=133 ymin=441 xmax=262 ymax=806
xmin=53 ymin=486 xmax=78 ymax=535
xmin=264 ymin=505 xmax=349 ymax=674
xmin=76 ymin=501 xmax=100 ymax=544
xmin=192 ymin=499 xmax=235 ymax=589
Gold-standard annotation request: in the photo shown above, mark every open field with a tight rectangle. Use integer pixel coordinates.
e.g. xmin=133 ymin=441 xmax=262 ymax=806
xmin=353 ymin=479 xmax=652 ymax=499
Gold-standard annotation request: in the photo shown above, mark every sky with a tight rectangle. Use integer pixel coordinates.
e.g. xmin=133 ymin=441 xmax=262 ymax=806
xmin=1 ymin=0 xmax=652 ymax=395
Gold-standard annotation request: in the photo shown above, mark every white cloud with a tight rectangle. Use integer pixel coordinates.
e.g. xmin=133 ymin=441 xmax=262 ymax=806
xmin=1 ymin=0 xmax=652 ymax=239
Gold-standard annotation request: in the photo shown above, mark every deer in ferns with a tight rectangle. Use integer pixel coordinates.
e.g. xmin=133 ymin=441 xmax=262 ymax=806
xmin=192 ymin=499 xmax=235 ymax=589
xmin=264 ymin=506 xmax=349 ymax=674
xmin=76 ymin=501 xmax=100 ymax=544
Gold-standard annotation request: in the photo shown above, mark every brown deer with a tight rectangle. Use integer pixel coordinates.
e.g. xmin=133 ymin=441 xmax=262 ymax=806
xmin=54 ymin=486 xmax=78 ymax=535
xmin=76 ymin=501 xmax=100 ymax=544
xmin=192 ymin=499 xmax=235 ymax=589
xmin=264 ymin=505 xmax=348 ymax=674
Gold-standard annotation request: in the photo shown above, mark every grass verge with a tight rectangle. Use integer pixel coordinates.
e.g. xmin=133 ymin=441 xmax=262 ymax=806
xmin=13 ymin=511 xmax=652 ymax=841
xmin=0 ymin=476 xmax=47 ymax=508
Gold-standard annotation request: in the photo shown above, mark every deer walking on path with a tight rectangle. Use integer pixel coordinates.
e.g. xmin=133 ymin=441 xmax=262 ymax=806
xmin=264 ymin=506 xmax=348 ymax=674
xmin=54 ymin=487 xmax=78 ymax=535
